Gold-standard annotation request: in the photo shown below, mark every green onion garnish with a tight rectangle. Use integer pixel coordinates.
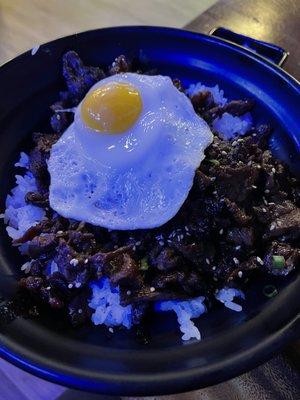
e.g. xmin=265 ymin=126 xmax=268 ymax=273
xmin=272 ymin=255 xmax=285 ymax=269
xmin=263 ymin=284 xmax=278 ymax=298
xmin=208 ymin=159 xmax=220 ymax=166
xmin=140 ymin=257 xmax=149 ymax=271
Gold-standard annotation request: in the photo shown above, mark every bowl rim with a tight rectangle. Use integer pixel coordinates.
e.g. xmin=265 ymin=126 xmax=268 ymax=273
xmin=0 ymin=25 xmax=299 ymax=396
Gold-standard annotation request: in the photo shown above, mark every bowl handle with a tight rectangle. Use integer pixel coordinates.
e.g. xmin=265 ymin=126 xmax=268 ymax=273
xmin=209 ymin=27 xmax=289 ymax=67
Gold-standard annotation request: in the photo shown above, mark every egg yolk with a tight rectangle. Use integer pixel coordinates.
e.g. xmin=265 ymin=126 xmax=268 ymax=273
xmin=81 ymin=82 xmax=142 ymax=134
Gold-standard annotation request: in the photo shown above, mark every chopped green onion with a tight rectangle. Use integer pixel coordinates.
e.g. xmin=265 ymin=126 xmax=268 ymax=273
xmin=208 ymin=159 xmax=220 ymax=166
xmin=140 ymin=257 xmax=149 ymax=271
xmin=263 ymin=284 xmax=278 ymax=298
xmin=272 ymin=255 xmax=285 ymax=269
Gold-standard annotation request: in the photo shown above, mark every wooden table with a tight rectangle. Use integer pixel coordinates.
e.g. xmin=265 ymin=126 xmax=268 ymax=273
xmin=185 ymin=0 xmax=300 ymax=80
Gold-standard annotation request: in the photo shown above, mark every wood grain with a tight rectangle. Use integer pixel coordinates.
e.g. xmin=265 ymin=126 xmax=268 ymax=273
xmin=0 ymin=0 xmax=215 ymax=65
xmin=185 ymin=0 xmax=300 ymax=80
xmin=0 ymin=358 xmax=65 ymax=400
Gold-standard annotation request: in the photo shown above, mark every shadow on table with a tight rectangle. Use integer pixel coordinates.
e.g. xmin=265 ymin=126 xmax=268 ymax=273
xmin=57 ymin=390 xmax=120 ymax=400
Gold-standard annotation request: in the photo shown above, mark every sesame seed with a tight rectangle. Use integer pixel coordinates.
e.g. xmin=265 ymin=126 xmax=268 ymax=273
xmin=132 ymin=246 xmax=136 ymax=251
xmin=265 ymin=189 xmax=270 ymax=194
xmin=184 ymin=226 xmax=189 ymax=232
xmin=247 ymin=161 xmax=253 ymax=166
xmin=268 ymin=202 xmax=275 ymax=206
xmin=221 ymin=150 xmax=227 ymax=155
xmin=235 ymin=245 xmax=241 ymax=250
xmin=256 ymin=165 xmax=261 ymax=169
xmin=252 ymin=185 xmax=257 ymax=189
xmin=232 ymin=140 xmax=237 ymax=146
xmin=211 ymin=176 xmax=216 ymax=181
xmin=262 ymin=208 xmax=267 ymax=213
xmin=263 ymin=197 xmax=268 ymax=205
xmin=68 ymin=284 xmax=73 ymax=289
xmin=205 ymin=258 xmax=210 ymax=264
xmin=238 ymin=271 xmax=243 ymax=278
xmin=70 ymin=258 xmax=79 ymax=266
xmin=212 ymin=266 xmax=216 ymax=271
xmin=78 ymin=309 xmax=82 ymax=314
xmin=75 ymin=282 xmax=81 ymax=288
xmin=135 ymin=241 xmax=141 ymax=246
xmin=270 ymin=223 xmax=275 ymax=231
xmin=114 ymin=245 xmax=118 ymax=249
xmin=84 ymin=259 xmax=89 ymax=264
xmin=109 ymin=327 xmax=114 ymax=333
xmin=219 ymin=228 xmax=224 ymax=235
xmin=126 ymin=290 xmax=131 ymax=296
xmin=256 ymin=256 xmax=264 ymax=265
xmin=213 ymin=277 xmax=218 ymax=282
xmin=46 ymin=286 xmax=51 ymax=290
xmin=237 ymin=138 xmax=244 ymax=142
xmin=271 ymin=167 xmax=276 ymax=173
xmin=21 ymin=261 xmax=31 ymax=271
xmin=150 ymin=287 xmax=155 ymax=292
xmin=252 ymin=133 xmax=257 ymax=137
xmin=233 ymin=257 xmax=239 ymax=265
xmin=213 ymin=190 xmax=218 ymax=195
xmin=57 ymin=230 xmax=63 ymax=234
xmin=159 ymin=240 xmax=164 ymax=246
xmin=180 ymin=234 xmax=184 ymax=240
xmin=277 ymin=220 xmax=282 ymax=226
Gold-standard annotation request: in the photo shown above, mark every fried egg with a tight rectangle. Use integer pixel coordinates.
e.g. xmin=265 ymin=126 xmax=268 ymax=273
xmin=48 ymin=73 xmax=213 ymax=230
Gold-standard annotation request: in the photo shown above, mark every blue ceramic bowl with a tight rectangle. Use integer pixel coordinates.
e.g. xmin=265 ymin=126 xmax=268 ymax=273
xmin=0 ymin=26 xmax=299 ymax=396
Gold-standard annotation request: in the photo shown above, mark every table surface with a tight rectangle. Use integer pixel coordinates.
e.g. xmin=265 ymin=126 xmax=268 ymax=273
xmin=186 ymin=0 xmax=300 ymax=80
xmin=0 ymin=0 xmax=300 ymax=399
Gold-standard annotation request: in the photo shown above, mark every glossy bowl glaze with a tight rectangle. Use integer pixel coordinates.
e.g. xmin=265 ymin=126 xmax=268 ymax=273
xmin=0 ymin=26 xmax=299 ymax=396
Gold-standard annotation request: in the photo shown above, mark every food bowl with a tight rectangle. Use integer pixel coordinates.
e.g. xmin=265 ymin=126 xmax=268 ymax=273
xmin=0 ymin=26 xmax=299 ymax=396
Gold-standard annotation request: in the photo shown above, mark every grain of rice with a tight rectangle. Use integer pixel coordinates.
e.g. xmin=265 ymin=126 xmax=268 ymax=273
xmin=70 ymin=258 xmax=79 ymax=266
xmin=256 ymin=256 xmax=264 ymax=265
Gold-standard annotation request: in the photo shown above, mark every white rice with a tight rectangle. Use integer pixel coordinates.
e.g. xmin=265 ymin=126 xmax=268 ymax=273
xmin=4 ymin=80 xmax=249 ymax=341
xmin=31 ymin=45 xmax=40 ymax=56
xmin=215 ymin=287 xmax=245 ymax=312
xmin=186 ymin=82 xmax=252 ymax=139
xmin=186 ymin=82 xmax=227 ymax=106
xmin=4 ymin=153 xmax=45 ymax=241
xmin=213 ymin=112 xmax=252 ymax=140
xmin=89 ymin=278 xmax=132 ymax=329
xmin=155 ymin=297 xmax=206 ymax=341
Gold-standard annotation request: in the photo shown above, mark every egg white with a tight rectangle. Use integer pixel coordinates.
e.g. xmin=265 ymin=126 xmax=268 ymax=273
xmin=48 ymin=73 xmax=213 ymax=230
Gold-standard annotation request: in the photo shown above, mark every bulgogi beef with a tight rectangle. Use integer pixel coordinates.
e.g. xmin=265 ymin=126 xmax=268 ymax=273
xmin=14 ymin=51 xmax=300 ymax=327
